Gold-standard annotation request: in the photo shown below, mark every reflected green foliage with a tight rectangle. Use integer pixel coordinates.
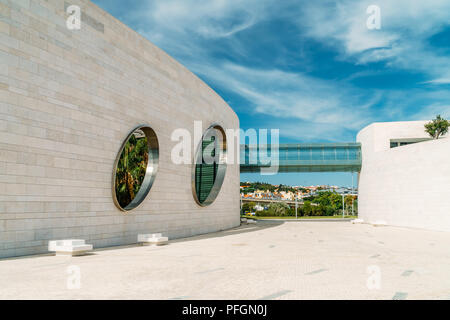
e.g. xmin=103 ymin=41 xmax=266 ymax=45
xmin=115 ymin=133 xmax=148 ymax=209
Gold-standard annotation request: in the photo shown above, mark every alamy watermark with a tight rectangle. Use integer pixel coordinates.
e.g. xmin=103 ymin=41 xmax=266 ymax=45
xmin=366 ymin=5 xmax=381 ymax=30
xmin=66 ymin=265 xmax=81 ymax=290
xmin=170 ymin=121 xmax=280 ymax=175
xmin=66 ymin=5 xmax=81 ymax=30
xmin=366 ymin=265 xmax=381 ymax=290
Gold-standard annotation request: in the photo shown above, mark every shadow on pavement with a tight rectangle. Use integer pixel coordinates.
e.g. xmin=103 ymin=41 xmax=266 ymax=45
xmin=168 ymin=220 xmax=285 ymax=244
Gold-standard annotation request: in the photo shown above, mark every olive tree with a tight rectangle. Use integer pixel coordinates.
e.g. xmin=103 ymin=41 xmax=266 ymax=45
xmin=424 ymin=115 xmax=450 ymax=139
xmin=268 ymin=202 xmax=290 ymax=216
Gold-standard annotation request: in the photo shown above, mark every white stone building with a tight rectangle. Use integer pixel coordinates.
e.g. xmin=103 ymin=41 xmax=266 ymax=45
xmin=0 ymin=0 xmax=240 ymax=258
xmin=357 ymin=121 xmax=450 ymax=232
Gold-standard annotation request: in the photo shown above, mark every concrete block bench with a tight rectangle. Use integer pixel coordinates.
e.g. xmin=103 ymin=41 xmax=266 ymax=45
xmin=247 ymin=219 xmax=257 ymax=224
xmin=137 ymin=233 xmax=168 ymax=246
xmin=241 ymin=218 xmax=247 ymax=223
xmin=48 ymin=239 xmax=93 ymax=256
xmin=372 ymin=220 xmax=387 ymax=227
xmin=351 ymin=219 xmax=364 ymax=224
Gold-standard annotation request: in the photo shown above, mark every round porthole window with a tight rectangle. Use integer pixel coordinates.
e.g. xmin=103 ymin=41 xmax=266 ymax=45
xmin=192 ymin=124 xmax=227 ymax=206
xmin=113 ymin=125 xmax=159 ymax=211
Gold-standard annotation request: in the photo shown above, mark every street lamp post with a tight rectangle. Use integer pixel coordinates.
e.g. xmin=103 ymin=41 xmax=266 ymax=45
xmin=240 ymin=194 xmax=243 ymax=215
xmin=352 ymin=172 xmax=354 ymax=216
xmin=295 ymin=196 xmax=298 ymax=220
xmin=342 ymin=193 xmax=345 ymax=218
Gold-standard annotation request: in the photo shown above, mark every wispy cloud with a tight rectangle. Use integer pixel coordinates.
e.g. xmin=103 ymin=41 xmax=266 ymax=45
xmin=93 ymin=0 xmax=450 ymax=142
xmin=191 ymin=62 xmax=378 ymax=130
xmin=299 ymin=0 xmax=450 ymax=82
xmin=423 ymin=78 xmax=450 ymax=85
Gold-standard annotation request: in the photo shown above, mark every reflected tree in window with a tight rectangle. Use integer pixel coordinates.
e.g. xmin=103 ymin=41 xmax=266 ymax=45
xmin=115 ymin=130 xmax=149 ymax=208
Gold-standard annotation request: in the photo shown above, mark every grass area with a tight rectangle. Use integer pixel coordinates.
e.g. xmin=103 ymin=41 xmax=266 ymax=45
xmin=242 ymin=215 xmax=357 ymax=220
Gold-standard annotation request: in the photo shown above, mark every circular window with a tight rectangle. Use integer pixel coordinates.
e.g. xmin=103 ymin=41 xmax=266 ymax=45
xmin=192 ymin=124 xmax=227 ymax=206
xmin=113 ymin=125 xmax=159 ymax=211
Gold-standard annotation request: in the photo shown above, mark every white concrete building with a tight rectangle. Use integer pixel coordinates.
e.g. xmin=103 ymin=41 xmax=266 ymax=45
xmin=357 ymin=121 xmax=450 ymax=232
xmin=0 ymin=0 xmax=240 ymax=258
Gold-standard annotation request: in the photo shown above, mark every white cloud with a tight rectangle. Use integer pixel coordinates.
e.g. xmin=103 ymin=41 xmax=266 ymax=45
xmin=409 ymin=104 xmax=450 ymax=121
xmin=299 ymin=0 xmax=450 ymax=81
xmin=191 ymin=62 xmax=380 ymax=133
xmin=139 ymin=0 xmax=271 ymax=39
xmin=424 ymin=78 xmax=450 ymax=85
xmin=96 ymin=0 xmax=450 ymax=140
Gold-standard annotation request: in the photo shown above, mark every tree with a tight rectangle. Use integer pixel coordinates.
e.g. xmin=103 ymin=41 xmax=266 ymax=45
xmin=424 ymin=115 xmax=450 ymax=139
xmin=312 ymin=205 xmax=326 ymax=216
xmin=242 ymin=202 xmax=256 ymax=213
xmin=310 ymin=191 xmax=343 ymax=216
xmin=313 ymin=191 xmax=341 ymax=210
xmin=267 ymin=202 xmax=290 ymax=216
xmin=344 ymin=195 xmax=356 ymax=208
xmin=302 ymin=201 xmax=313 ymax=216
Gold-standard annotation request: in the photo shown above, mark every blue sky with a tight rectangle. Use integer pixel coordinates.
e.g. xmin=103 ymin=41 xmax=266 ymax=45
xmin=92 ymin=0 xmax=450 ymax=187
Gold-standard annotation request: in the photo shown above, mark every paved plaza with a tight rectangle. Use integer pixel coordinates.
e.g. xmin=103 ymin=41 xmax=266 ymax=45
xmin=1 ymin=221 xmax=449 ymax=300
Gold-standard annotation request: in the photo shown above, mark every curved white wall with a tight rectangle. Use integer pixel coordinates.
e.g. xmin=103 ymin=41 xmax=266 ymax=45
xmin=0 ymin=0 xmax=240 ymax=258
xmin=357 ymin=121 xmax=450 ymax=232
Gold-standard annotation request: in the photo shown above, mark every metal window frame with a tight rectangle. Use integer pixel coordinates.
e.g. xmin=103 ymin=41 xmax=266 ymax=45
xmin=112 ymin=125 xmax=159 ymax=212
xmin=192 ymin=123 xmax=228 ymax=207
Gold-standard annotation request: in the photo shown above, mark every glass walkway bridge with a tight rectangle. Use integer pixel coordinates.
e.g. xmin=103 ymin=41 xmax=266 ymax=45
xmin=239 ymin=143 xmax=362 ymax=173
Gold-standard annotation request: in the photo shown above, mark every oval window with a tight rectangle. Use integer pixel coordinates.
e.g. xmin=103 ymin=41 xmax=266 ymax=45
xmin=113 ymin=125 xmax=159 ymax=211
xmin=193 ymin=124 xmax=227 ymax=206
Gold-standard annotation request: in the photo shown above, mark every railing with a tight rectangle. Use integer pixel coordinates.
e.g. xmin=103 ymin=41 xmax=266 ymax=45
xmin=240 ymin=143 xmax=362 ymax=173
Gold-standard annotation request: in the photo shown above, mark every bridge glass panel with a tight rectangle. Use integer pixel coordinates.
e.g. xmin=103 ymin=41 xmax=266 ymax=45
xmin=323 ymin=147 xmax=336 ymax=160
xmin=278 ymin=147 xmax=287 ymax=160
xmin=265 ymin=146 xmax=278 ymax=162
xmin=286 ymin=147 xmax=299 ymax=160
xmin=348 ymin=147 xmax=358 ymax=160
xmin=299 ymin=147 xmax=311 ymax=160
xmin=336 ymin=147 xmax=348 ymax=160
xmin=239 ymin=143 xmax=361 ymax=173
xmin=311 ymin=147 xmax=323 ymax=161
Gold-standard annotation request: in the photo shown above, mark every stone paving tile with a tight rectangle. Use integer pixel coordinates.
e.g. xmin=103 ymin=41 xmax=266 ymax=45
xmin=402 ymin=270 xmax=414 ymax=277
xmin=257 ymin=290 xmax=292 ymax=300
xmin=0 ymin=222 xmax=450 ymax=299
xmin=195 ymin=268 xmax=225 ymax=274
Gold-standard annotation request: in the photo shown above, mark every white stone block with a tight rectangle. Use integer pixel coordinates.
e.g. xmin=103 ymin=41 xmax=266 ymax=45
xmin=247 ymin=219 xmax=257 ymax=224
xmin=137 ymin=233 xmax=168 ymax=246
xmin=137 ymin=233 xmax=162 ymax=241
xmin=372 ymin=220 xmax=387 ymax=227
xmin=351 ymin=219 xmax=364 ymax=224
xmin=48 ymin=239 xmax=93 ymax=256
